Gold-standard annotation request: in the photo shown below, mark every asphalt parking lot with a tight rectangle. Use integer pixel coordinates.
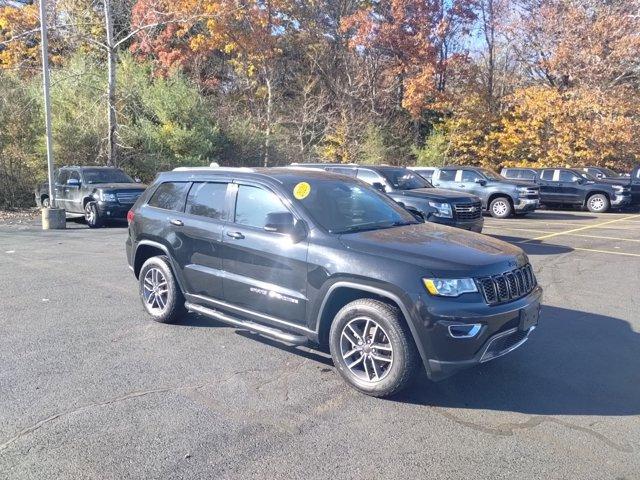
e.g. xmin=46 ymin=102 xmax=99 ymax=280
xmin=1 ymin=210 xmax=639 ymax=479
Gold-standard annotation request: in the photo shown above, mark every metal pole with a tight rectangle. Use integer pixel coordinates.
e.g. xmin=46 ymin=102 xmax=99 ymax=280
xmin=39 ymin=0 xmax=55 ymax=209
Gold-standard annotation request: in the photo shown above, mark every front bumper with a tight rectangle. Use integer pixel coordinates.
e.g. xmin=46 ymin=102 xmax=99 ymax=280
xmin=96 ymin=201 xmax=134 ymax=220
xmin=611 ymin=194 xmax=631 ymax=207
xmin=514 ymin=197 xmax=539 ymax=212
xmin=428 ymin=215 xmax=484 ymax=233
xmin=407 ymin=286 xmax=543 ymax=380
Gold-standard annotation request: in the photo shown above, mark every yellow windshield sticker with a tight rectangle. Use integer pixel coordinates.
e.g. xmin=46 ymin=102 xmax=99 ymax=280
xmin=293 ymin=182 xmax=311 ymax=200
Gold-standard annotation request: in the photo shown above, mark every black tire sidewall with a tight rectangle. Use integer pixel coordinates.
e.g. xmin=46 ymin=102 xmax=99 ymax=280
xmin=329 ymin=300 xmax=416 ymax=397
xmin=490 ymin=197 xmax=512 ymax=218
xmin=138 ymin=256 xmax=185 ymax=324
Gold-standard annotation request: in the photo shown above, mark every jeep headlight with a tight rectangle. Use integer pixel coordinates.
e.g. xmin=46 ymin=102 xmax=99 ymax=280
xmin=427 ymin=201 xmax=453 ymax=218
xmin=101 ymin=192 xmax=117 ymax=202
xmin=423 ymin=278 xmax=478 ymax=297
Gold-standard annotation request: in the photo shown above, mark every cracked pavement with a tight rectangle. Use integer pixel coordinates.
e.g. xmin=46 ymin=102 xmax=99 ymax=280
xmin=0 ymin=210 xmax=639 ymax=479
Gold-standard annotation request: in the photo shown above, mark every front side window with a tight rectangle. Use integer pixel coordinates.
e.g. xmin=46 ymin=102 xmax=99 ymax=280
xmin=559 ymin=170 xmax=581 ymax=183
xmin=186 ymin=182 xmax=228 ymax=220
xmin=83 ymin=168 xmax=134 ymax=184
xmin=476 ymin=168 xmax=502 ymax=180
xmin=282 ymin=177 xmax=418 ymax=234
xmin=414 ymin=169 xmax=434 ymax=180
xmin=56 ymin=170 xmax=69 ymax=185
xmin=461 ymin=170 xmax=483 ymax=183
xmin=148 ymin=182 xmax=190 ymax=211
xmin=380 ymin=168 xmax=432 ymax=190
xmin=68 ymin=170 xmax=81 ymax=182
xmin=235 ymin=185 xmax=289 ymax=229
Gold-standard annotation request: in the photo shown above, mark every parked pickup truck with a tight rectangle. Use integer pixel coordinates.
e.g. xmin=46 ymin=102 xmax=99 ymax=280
xmin=500 ymin=167 xmax=635 ymax=212
xmin=425 ymin=166 xmax=540 ymax=218
xmin=290 ymin=164 xmax=484 ymax=232
xmin=35 ymin=166 xmax=147 ymax=227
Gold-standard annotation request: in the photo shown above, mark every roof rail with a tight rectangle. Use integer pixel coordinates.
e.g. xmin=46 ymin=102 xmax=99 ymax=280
xmin=172 ymin=166 xmax=255 ymax=173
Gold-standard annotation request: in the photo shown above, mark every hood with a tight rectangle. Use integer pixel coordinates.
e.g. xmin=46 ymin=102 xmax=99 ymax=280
xmin=493 ymin=180 xmax=537 ymax=189
xmin=393 ymin=188 xmax=479 ymax=203
xmin=593 ymin=177 xmax=630 ymax=186
xmin=90 ymin=183 xmax=147 ymax=191
xmin=339 ymin=223 xmax=527 ymax=277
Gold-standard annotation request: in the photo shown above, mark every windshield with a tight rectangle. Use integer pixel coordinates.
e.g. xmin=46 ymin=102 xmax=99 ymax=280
xmin=283 ymin=178 xmax=419 ymax=234
xmin=579 ymin=172 xmax=598 ymax=181
xmin=83 ymin=168 xmax=134 ymax=184
xmin=380 ymin=168 xmax=432 ymax=190
xmin=477 ymin=168 xmax=504 ymax=181
xmin=598 ymin=168 xmax=618 ymax=177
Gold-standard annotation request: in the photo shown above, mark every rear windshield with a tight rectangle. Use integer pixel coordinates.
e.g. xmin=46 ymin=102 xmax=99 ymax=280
xmin=281 ymin=177 xmax=418 ymax=234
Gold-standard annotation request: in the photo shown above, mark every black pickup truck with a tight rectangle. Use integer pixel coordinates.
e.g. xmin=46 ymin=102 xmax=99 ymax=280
xmin=501 ymin=167 xmax=635 ymax=212
xmin=35 ymin=166 xmax=147 ymax=227
xmin=290 ymin=164 xmax=484 ymax=232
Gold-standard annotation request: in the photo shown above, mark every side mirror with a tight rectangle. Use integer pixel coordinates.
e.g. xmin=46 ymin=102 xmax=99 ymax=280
xmin=264 ymin=212 xmax=296 ymax=234
xmin=475 ymin=178 xmax=487 ymax=186
xmin=396 ymin=201 xmax=406 ymax=209
xmin=576 ymin=178 xmax=585 ymax=184
xmin=67 ymin=178 xmax=80 ymax=187
xmin=372 ymin=182 xmax=386 ymax=193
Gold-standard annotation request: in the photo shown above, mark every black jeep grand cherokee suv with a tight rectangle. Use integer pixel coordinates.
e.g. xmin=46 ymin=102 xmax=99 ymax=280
xmin=126 ymin=167 xmax=542 ymax=397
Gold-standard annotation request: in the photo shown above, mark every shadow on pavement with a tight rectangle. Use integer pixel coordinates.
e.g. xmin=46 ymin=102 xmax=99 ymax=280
xmin=396 ymin=305 xmax=640 ymax=416
xmin=490 ymin=235 xmax=573 ymax=256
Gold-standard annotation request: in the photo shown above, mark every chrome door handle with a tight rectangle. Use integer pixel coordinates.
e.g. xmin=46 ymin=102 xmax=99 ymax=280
xmin=226 ymin=231 xmax=245 ymax=239
xmin=169 ymin=219 xmax=183 ymax=227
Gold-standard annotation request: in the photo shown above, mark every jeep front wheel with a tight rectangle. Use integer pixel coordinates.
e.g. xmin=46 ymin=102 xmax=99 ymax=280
xmin=329 ymin=299 xmax=419 ymax=398
xmin=489 ymin=197 xmax=512 ymax=218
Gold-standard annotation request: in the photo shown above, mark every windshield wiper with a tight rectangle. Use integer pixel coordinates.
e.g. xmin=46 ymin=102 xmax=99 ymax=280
xmin=335 ymin=220 xmax=416 ymax=234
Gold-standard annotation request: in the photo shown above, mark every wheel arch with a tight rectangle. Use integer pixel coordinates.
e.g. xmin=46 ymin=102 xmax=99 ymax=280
xmin=315 ymin=281 xmax=430 ymax=372
xmin=584 ymin=190 xmax=610 ymax=206
xmin=133 ymin=241 xmax=171 ymax=278
xmin=487 ymin=192 xmax=514 ymax=210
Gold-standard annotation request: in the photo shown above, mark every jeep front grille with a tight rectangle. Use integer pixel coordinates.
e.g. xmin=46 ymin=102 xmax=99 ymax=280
xmin=453 ymin=201 xmax=482 ymax=220
xmin=476 ymin=264 xmax=536 ymax=305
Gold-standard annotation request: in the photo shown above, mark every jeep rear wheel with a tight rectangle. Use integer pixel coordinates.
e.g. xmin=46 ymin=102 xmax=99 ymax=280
xmin=329 ymin=299 xmax=419 ymax=397
xmin=139 ymin=255 xmax=186 ymax=323
xmin=587 ymin=193 xmax=610 ymax=213
xmin=41 ymin=196 xmax=50 ymax=208
xmin=489 ymin=197 xmax=513 ymax=218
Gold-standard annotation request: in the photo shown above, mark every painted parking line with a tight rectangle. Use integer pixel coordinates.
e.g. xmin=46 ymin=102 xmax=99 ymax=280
xmin=522 ymin=214 xmax=640 ymax=243
xmin=483 ymin=225 xmax=640 ymax=243
xmin=573 ymin=247 xmax=640 ymax=258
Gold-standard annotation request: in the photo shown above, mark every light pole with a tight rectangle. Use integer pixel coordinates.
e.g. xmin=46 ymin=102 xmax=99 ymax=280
xmin=38 ymin=0 xmax=65 ymax=229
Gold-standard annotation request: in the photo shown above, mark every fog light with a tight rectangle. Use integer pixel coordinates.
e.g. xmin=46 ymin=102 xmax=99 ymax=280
xmin=448 ymin=324 xmax=482 ymax=338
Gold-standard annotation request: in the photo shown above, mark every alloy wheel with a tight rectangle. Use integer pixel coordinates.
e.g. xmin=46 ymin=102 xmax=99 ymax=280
xmin=143 ymin=267 xmax=169 ymax=314
xmin=493 ymin=200 xmax=509 ymax=216
xmin=340 ymin=316 xmax=394 ymax=383
xmin=85 ymin=203 xmax=95 ymax=224
xmin=589 ymin=196 xmax=605 ymax=211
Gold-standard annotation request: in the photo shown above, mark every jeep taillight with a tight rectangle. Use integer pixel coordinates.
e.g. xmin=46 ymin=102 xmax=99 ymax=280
xmin=127 ymin=210 xmax=135 ymax=224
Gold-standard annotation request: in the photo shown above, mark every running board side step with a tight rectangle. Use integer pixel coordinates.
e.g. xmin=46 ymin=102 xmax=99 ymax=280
xmin=185 ymin=302 xmax=308 ymax=346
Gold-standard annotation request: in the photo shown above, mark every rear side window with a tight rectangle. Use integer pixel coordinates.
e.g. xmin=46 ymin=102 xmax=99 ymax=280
xmin=540 ymin=169 xmax=555 ymax=181
xmin=438 ymin=169 xmax=456 ymax=181
xmin=186 ymin=182 xmax=228 ymax=220
xmin=235 ymin=185 xmax=289 ymax=229
xmin=148 ymin=182 xmax=189 ymax=211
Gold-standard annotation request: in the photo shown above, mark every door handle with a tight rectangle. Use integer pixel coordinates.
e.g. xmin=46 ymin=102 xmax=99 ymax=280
xmin=458 ymin=184 xmax=466 ymax=188
xmin=226 ymin=231 xmax=245 ymax=240
xmin=169 ymin=219 xmax=184 ymax=227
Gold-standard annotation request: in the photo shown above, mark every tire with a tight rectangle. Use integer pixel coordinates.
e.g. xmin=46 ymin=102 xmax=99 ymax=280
xmin=329 ymin=299 xmax=419 ymax=398
xmin=84 ymin=201 xmax=104 ymax=228
xmin=489 ymin=197 xmax=513 ymax=218
xmin=41 ymin=196 xmax=50 ymax=208
xmin=138 ymin=255 xmax=186 ymax=324
xmin=586 ymin=193 xmax=610 ymax=213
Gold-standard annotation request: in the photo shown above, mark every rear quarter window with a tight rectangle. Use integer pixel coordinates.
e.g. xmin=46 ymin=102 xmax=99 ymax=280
xmin=148 ymin=182 xmax=190 ymax=211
